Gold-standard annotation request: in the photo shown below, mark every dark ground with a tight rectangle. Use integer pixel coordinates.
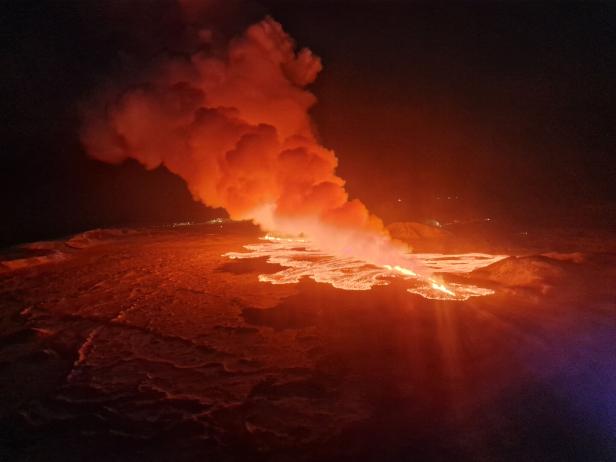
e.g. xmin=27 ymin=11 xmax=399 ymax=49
xmin=0 ymin=223 xmax=614 ymax=461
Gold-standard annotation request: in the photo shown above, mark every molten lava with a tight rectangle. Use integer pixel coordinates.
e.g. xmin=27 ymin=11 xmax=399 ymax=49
xmin=225 ymin=235 xmax=507 ymax=301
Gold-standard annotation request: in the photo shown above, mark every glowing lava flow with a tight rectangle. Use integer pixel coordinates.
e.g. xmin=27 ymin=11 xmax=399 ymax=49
xmin=224 ymin=235 xmax=507 ymax=301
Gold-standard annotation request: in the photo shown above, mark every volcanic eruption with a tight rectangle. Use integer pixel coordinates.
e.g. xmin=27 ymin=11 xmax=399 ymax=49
xmin=81 ymin=8 xmax=500 ymax=299
xmin=81 ymin=15 xmax=401 ymax=256
xmin=4 ymin=2 xmax=616 ymax=461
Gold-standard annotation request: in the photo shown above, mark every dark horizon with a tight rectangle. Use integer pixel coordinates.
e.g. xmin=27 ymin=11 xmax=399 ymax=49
xmin=3 ymin=1 xmax=616 ymax=247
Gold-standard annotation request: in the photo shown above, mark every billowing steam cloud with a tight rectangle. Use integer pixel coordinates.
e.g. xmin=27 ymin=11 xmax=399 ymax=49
xmin=82 ymin=12 xmax=414 ymax=268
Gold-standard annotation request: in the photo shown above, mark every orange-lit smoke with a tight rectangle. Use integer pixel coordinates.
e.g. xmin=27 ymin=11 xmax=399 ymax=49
xmin=81 ymin=14 xmax=411 ymax=268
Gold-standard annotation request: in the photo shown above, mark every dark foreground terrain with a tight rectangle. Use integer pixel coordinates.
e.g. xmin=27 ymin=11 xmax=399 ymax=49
xmin=0 ymin=223 xmax=615 ymax=461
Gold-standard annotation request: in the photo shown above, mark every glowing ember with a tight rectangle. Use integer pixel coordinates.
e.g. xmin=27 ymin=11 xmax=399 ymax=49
xmin=225 ymin=236 xmax=507 ymax=301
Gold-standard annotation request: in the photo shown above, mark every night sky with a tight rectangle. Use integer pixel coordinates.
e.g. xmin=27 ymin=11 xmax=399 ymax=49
xmin=2 ymin=0 xmax=616 ymax=247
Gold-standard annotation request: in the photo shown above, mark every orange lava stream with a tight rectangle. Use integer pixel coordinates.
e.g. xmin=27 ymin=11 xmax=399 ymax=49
xmin=224 ymin=235 xmax=507 ymax=301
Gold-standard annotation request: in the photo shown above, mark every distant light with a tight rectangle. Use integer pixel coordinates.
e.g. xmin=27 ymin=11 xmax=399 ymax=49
xmin=397 ymin=198 xmax=403 ymax=203
xmin=172 ymin=221 xmax=193 ymax=227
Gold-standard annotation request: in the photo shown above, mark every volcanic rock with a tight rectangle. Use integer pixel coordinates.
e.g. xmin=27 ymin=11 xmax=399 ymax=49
xmin=387 ymin=221 xmax=451 ymax=250
xmin=0 ymin=225 xmax=615 ymax=461
xmin=470 ymin=254 xmax=572 ymax=293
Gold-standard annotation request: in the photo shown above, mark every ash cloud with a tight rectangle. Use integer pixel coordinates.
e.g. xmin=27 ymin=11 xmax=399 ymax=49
xmin=81 ymin=2 xmax=411 ymax=266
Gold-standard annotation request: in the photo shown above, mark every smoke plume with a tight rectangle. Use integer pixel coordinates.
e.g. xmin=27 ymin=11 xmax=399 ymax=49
xmin=81 ymin=8 xmax=413 ymax=267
